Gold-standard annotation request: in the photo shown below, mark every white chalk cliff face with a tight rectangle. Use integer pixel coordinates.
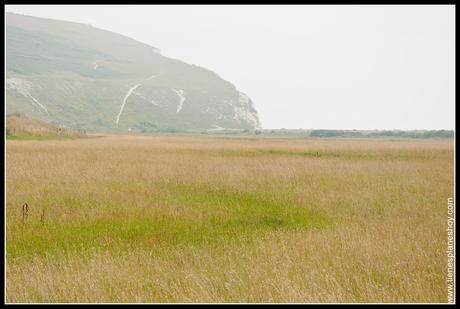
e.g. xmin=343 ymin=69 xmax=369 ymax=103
xmin=5 ymin=12 xmax=261 ymax=132
xmin=234 ymin=92 xmax=261 ymax=129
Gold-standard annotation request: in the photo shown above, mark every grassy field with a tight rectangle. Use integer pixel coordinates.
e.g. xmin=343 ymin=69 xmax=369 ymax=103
xmin=5 ymin=135 xmax=454 ymax=303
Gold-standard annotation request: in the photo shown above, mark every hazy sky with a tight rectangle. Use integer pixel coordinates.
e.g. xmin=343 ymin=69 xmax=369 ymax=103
xmin=6 ymin=5 xmax=455 ymax=130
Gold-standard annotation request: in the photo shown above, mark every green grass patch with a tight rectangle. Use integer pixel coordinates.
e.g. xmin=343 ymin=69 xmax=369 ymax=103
xmin=7 ymin=185 xmax=331 ymax=260
xmin=6 ymin=133 xmax=78 ymax=141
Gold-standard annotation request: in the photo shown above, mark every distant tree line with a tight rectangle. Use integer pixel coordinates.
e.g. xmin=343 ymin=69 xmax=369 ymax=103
xmin=309 ymin=129 xmax=454 ymax=139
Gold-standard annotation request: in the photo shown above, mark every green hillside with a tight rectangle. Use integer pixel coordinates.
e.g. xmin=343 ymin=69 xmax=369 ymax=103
xmin=5 ymin=13 xmax=261 ymax=132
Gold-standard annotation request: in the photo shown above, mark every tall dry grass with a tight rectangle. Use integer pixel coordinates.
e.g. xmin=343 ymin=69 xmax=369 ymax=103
xmin=5 ymin=135 xmax=454 ymax=303
xmin=6 ymin=115 xmax=85 ymax=138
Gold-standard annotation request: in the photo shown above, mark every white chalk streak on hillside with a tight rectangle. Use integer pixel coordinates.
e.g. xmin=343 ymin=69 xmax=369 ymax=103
xmin=134 ymin=92 xmax=160 ymax=107
xmin=28 ymin=95 xmax=49 ymax=115
xmin=6 ymin=78 xmax=49 ymax=115
xmin=116 ymin=73 xmax=161 ymax=125
xmin=172 ymin=89 xmax=185 ymax=113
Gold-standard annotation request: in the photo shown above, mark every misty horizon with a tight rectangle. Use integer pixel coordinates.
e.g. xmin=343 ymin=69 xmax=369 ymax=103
xmin=5 ymin=5 xmax=455 ymax=131
xmin=5 ymin=5 xmax=456 ymax=305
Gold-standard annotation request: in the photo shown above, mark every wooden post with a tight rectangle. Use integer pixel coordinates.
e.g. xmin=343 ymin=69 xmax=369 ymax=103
xmin=40 ymin=208 xmax=45 ymax=225
xmin=22 ymin=203 xmax=29 ymax=224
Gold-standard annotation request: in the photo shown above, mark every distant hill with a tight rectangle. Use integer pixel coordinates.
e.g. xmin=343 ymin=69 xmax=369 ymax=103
xmin=6 ymin=114 xmax=85 ymax=139
xmin=5 ymin=13 xmax=261 ymax=132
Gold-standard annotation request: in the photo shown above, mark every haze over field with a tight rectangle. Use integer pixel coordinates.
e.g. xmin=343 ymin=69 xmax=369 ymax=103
xmin=6 ymin=5 xmax=455 ymax=130
xmin=5 ymin=12 xmax=261 ymax=132
xmin=5 ymin=5 xmax=456 ymax=305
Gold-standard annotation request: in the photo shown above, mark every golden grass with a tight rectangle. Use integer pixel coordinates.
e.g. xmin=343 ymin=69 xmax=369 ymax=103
xmin=6 ymin=135 xmax=454 ymax=303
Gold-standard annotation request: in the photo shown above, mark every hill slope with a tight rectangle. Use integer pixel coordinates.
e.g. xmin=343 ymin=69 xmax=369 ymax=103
xmin=6 ymin=114 xmax=85 ymax=139
xmin=5 ymin=13 xmax=261 ymax=132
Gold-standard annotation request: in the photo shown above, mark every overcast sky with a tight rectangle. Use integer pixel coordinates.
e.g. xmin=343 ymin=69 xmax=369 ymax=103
xmin=6 ymin=5 xmax=455 ymax=130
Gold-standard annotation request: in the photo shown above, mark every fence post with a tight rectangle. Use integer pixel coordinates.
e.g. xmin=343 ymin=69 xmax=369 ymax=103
xmin=40 ymin=208 xmax=45 ymax=225
xmin=22 ymin=203 xmax=29 ymax=224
